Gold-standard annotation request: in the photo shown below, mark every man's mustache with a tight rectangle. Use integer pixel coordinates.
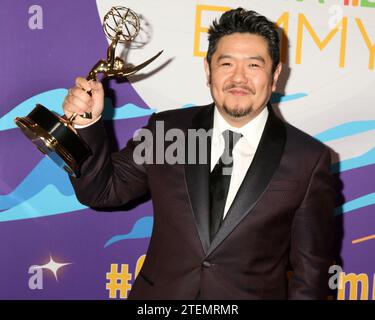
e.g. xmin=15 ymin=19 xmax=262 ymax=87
xmin=224 ymin=84 xmax=255 ymax=94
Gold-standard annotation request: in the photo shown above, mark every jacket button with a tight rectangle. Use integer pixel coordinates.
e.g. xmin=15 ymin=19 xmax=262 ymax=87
xmin=202 ymin=261 xmax=211 ymax=268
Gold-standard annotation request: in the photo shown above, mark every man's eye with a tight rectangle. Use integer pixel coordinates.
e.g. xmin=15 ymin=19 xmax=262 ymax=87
xmin=249 ymin=63 xmax=260 ymax=68
xmin=221 ymin=62 xmax=232 ymax=66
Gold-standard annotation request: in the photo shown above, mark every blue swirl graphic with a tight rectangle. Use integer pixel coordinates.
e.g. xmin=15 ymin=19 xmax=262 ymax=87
xmin=0 ymin=89 xmax=68 ymax=131
xmin=0 ymin=89 xmax=155 ymax=132
xmin=313 ymin=121 xmax=375 ymax=173
xmin=104 ymin=216 xmax=153 ymax=248
xmin=331 ymin=146 xmax=375 ymax=174
xmin=0 ymin=158 xmax=86 ymax=222
xmin=0 ymin=157 xmax=72 ymax=210
xmin=315 ymin=120 xmax=375 ymax=142
xmin=335 ymin=192 xmax=375 ymax=215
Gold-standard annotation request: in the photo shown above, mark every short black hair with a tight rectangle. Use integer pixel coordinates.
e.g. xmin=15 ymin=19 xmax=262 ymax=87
xmin=206 ymin=8 xmax=280 ymax=73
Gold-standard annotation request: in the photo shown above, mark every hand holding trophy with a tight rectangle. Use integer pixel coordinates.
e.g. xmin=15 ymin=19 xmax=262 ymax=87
xmin=14 ymin=6 xmax=162 ymax=177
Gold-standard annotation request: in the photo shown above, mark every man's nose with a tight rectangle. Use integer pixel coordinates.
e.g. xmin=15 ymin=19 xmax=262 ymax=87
xmin=231 ymin=65 xmax=248 ymax=84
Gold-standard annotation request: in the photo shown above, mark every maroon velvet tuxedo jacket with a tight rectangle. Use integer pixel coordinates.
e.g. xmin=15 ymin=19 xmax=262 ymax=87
xmin=70 ymin=103 xmax=335 ymax=299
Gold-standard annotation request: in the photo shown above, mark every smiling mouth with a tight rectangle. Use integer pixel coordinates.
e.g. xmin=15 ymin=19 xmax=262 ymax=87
xmin=227 ymin=89 xmax=250 ymax=96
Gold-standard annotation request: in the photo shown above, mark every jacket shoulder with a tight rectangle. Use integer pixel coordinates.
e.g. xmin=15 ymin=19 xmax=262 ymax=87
xmin=283 ymin=121 xmax=330 ymax=156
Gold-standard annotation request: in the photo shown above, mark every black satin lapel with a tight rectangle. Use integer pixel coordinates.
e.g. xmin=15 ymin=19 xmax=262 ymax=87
xmin=184 ymin=103 xmax=215 ymax=254
xmin=207 ymin=107 xmax=287 ymax=256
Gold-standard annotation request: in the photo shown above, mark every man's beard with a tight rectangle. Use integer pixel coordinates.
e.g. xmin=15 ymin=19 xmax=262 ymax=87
xmin=223 ymin=104 xmax=253 ymax=118
xmin=221 ymin=83 xmax=255 ymax=118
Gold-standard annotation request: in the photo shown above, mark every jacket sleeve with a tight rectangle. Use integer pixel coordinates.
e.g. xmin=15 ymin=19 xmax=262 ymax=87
xmin=288 ymin=147 xmax=335 ymax=299
xmin=69 ymin=113 xmax=156 ymax=208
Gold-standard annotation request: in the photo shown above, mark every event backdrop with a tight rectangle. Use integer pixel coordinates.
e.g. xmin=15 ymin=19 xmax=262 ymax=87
xmin=0 ymin=0 xmax=374 ymax=299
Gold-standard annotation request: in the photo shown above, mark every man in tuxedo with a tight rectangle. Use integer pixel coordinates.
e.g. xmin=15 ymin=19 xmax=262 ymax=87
xmin=63 ymin=8 xmax=334 ymax=299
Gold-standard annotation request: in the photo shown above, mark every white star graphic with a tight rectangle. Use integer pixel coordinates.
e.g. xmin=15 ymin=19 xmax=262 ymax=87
xmin=35 ymin=255 xmax=72 ymax=281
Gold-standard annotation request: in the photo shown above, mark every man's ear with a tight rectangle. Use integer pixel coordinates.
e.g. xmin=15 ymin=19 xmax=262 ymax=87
xmin=271 ymin=63 xmax=283 ymax=92
xmin=204 ymin=58 xmax=211 ymax=86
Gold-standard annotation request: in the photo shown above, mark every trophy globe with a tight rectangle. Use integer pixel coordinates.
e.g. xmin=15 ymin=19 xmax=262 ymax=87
xmin=103 ymin=6 xmax=140 ymax=42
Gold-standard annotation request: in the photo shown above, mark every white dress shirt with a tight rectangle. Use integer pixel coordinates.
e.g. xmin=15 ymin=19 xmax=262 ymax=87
xmin=210 ymin=106 xmax=269 ymax=218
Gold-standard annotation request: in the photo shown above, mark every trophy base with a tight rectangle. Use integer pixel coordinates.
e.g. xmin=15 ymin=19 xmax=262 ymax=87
xmin=14 ymin=104 xmax=92 ymax=177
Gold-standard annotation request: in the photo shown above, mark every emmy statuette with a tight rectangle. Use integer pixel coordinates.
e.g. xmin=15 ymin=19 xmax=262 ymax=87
xmin=14 ymin=6 xmax=162 ymax=177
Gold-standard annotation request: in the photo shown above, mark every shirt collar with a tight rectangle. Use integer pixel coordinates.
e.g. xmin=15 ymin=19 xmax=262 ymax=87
xmin=212 ymin=105 xmax=269 ymax=148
